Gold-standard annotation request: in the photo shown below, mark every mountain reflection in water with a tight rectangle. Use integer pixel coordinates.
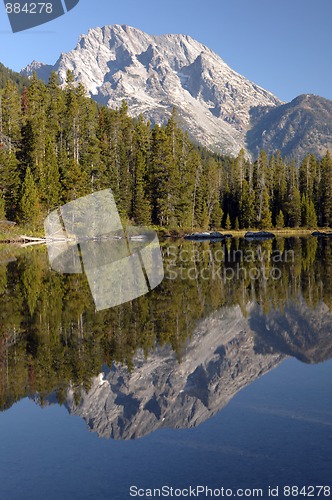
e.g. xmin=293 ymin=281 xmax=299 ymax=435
xmin=0 ymin=236 xmax=331 ymax=439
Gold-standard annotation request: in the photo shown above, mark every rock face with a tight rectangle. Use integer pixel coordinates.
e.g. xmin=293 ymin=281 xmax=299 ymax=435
xmin=22 ymin=24 xmax=282 ymax=157
xmin=23 ymin=60 xmax=54 ymax=82
xmin=64 ymin=305 xmax=284 ymax=440
xmin=247 ymin=94 xmax=332 ymax=159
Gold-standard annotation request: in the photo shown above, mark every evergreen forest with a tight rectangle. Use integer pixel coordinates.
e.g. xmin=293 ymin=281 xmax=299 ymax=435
xmin=0 ymin=67 xmax=332 ymax=231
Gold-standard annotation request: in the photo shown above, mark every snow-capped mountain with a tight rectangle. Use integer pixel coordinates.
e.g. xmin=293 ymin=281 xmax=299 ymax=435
xmin=22 ymin=24 xmax=282 ymax=157
xmin=23 ymin=24 xmax=332 ymax=160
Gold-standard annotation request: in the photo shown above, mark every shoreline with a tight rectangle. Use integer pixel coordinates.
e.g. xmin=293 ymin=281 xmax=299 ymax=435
xmin=162 ymin=228 xmax=331 ymax=239
xmin=0 ymin=226 xmax=331 ymax=244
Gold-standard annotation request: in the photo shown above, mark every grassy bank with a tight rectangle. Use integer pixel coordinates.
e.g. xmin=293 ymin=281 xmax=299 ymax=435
xmin=0 ymin=226 xmax=22 ymax=243
xmin=0 ymin=222 xmax=45 ymax=243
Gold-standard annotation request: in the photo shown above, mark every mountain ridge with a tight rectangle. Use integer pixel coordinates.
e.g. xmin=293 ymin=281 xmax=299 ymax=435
xmin=247 ymin=93 xmax=332 ymax=159
xmin=21 ymin=24 xmax=332 ymax=160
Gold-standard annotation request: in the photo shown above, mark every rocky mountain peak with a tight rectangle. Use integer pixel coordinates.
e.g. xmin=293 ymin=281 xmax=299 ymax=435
xmin=21 ymin=24 xmax=332 ymax=160
xmin=22 ymin=24 xmax=282 ymax=157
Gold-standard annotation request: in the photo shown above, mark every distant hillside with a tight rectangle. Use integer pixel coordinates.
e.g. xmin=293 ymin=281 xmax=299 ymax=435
xmin=0 ymin=62 xmax=30 ymax=91
xmin=247 ymin=94 xmax=332 ymax=160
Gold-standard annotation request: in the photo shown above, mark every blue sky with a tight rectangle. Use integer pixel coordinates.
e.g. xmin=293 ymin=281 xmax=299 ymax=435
xmin=1 ymin=0 xmax=331 ymax=102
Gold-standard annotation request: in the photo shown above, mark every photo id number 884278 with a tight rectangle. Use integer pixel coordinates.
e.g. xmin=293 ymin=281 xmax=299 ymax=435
xmin=5 ymin=3 xmax=53 ymax=14
xmin=283 ymin=485 xmax=331 ymax=496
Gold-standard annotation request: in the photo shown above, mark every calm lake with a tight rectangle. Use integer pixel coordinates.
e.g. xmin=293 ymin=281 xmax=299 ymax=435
xmin=0 ymin=237 xmax=331 ymax=499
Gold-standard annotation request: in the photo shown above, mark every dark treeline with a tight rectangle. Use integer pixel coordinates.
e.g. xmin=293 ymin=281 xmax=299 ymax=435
xmin=0 ymin=70 xmax=331 ymax=230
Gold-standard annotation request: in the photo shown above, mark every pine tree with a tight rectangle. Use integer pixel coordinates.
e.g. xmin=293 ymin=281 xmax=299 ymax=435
xmin=20 ymin=167 xmax=40 ymax=226
xmin=0 ymin=149 xmax=20 ymax=220
xmin=190 ymin=151 xmax=202 ymax=230
xmin=299 ymin=155 xmax=312 ymax=193
xmin=272 ymin=151 xmax=287 ymax=222
xmin=39 ymin=137 xmax=62 ymax=213
xmin=260 ymin=187 xmax=272 ymax=229
xmin=21 ymin=86 xmax=29 ymax=119
xmin=307 ymin=200 xmax=318 ymax=228
xmin=97 ymin=107 xmax=121 ymax=202
xmin=130 ymin=113 xmax=152 ymax=223
xmin=102 ymin=100 xmax=135 ymax=219
xmin=225 ymin=213 xmax=231 ymax=230
xmin=62 ymin=159 xmax=90 ymax=202
xmin=276 ymin=210 xmax=285 ymax=229
xmin=150 ymin=125 xmax=178 ymax=226
xmin=63 ymin=71 xmax=82 ymax=163
xmin=46 ymin=71 xmax=65 ymax=137
xmin=286 ymin=186 xmax=301 ymax=227
xmin=205 ymin=158 xmax=223 ymax=229
xmin=1 ymin=79 xmax=22 ymax=151
xmin=240 ymin=179 xmax=255 ymax=228
xmin=132 ymin=150 xmax=151 ymax=225
xmin=301 ymin=193 xmax=317 ymax=228
xmin=253 ymin=150 xmax=269 ymax=226
xmin=176 ymin=135 xmax=197 ymax=228
xmin=24 ymin=73 xmax=48 ymax=171
xmin=227 ymin=148 xmax=246 ymax=221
